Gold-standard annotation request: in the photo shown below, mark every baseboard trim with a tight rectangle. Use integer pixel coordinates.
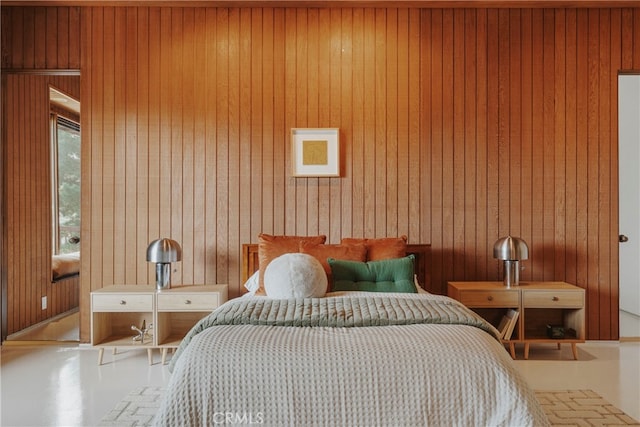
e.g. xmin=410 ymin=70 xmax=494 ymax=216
xmin=2 ymin=340 xmax=79 ymax=347
xmin=619 ymin=336 xmax=640 ymax=342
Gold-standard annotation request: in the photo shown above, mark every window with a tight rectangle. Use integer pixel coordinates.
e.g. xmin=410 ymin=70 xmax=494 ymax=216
xmin=51 ymin=114 xmax=81 ymax=255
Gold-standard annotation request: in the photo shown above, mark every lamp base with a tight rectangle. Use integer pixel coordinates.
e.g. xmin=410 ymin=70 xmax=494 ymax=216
xmin=503 ymin=260 xmax=520 ymax=287
xmin=155 ymin=263 xmax=171 ymax=290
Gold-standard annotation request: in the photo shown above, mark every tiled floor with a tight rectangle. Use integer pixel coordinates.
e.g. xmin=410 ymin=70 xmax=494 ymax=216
xmin=1 ymin=333 xmax=638 ymax=426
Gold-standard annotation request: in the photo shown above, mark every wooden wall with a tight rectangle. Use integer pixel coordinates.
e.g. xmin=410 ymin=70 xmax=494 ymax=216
xmin=3 ymin=6 xmax=639 ymax=342
xmin=2 ymin=73 xmax=80 ymax=335
xmin=1 ymin=6 xmax=81 ymax=337
xmin=1 ymin=6 xmax=81 ymax=69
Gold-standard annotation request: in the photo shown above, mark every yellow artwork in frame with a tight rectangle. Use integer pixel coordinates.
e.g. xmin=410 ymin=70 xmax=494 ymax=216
xmin=291 ymin=128 xmax=340 ymax=177
xmin=302 ymin=140 xmax=328 ymax=166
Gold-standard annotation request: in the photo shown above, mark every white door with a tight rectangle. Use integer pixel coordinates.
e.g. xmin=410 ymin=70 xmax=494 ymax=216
xmin=618 ymin=74 xmax=640 ymax=338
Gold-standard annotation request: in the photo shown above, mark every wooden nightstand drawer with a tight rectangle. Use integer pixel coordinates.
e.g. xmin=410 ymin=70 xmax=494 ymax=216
xmin=448 ymin=281 xmax=585 ymax=360
xmin=523 ymin=290 xmax=584 ymax=308
xmin=458 ymin=290 xmax=519 ymax=307
xmin=92 ymin=294 xmax=153 ymax=312
xmin=157 ymin=293 xmax=220 ymax=311
xmin=91 ymin=284 xmax=228 ymax=365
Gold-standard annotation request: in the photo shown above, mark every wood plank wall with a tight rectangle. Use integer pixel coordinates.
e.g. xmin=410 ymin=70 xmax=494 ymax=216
xmin=2 ymin=73 xmax=81 ymax=335
xmin=1 ymin=6 xmax=81 ymax=69
xmin=2 ymin=6 xmax=639 ymax=341
xmin=1 ymin=6 xmax=81 ymax=337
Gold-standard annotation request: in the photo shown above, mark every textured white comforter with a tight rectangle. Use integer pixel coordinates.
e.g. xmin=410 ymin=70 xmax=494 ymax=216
xmin=154 ymin=292 xmax=548 ymax=426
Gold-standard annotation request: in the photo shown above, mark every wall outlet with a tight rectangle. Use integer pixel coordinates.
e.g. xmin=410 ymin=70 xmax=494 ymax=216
xmin=41 ymin=296 xmax=47 ymax=310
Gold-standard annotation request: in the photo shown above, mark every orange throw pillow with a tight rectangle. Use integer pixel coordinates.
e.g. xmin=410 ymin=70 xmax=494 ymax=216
xmin=340 ymin=236 xmax=408 ymax=261
xmin=299 ymin=241 xmax=367 ymax=289
xmin=257 ymin=233 xmax=326 ymax=295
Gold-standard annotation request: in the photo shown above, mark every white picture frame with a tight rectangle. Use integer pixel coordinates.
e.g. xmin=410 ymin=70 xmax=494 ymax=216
xmin=291 ymin=128 xmax=340 ymax=177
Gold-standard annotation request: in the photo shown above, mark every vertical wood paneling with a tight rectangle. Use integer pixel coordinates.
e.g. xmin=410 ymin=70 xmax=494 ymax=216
xmin=272 ymin=8 xmax=286 ymax=237
xmin=136 ymin=7 xmax=150 ymax=284
xmin=351 ymin=9 xmax=364 ymax=238
xmin=2 ymin=74 xmax=79 ymax=335
xmin=587 ymin=8 xmax=600 ymax=337
xmin=609 ymin=9 xmax=621 ymax=340
xmin=192 ymin=8 xmax=207 ymax=285
xmin=555 ymin=8 xmax=567 ymax=283
xmin=124 ymin=7 xmax=139 ymax=285
xmin=215 ymin=8 xmax=230 ymax=282
xmin=182 ymin=7 xmax=195 ymax=285
xmin=0 ymin=6 xmax=80 ymax=69
xmin=340 ymin=9 xmax=353 ymax=242
xmin=363 ymin=9 xmax=375 ymax=238
xmin=2 ymin=6 xmax=638 ymax=342
xmin=475 ymin=9 xmax=488 ymax=281
xmin=248 ymin=8 xmax=263 ymax=246
xmin=203 ymin=8 xmax=217 ymax=283
xmin=89 ymin=7 xmax=104 ymax=295
xmin=328 ymin=8 xmax=338 ymax=240
xmin=463 ymin=9 xmax=477 ymax=279
xmin=452 ymin=8 xmax=465 ymax=279
xmin=565 ymin=9 xmax=578 ymax=286
xmin=170 ymin=7 xmax=184 ymax=282
xmin=442 ymin=8 xmax=454 ymax=286
xmin=397 ymin=9 xmax=410 ymax=240
xmin=430 ymin=9 xmax=443 ymax=292
xmin=34 ymin=8 xmax=47 ymax=68
xmin=520 ymin=9 xmax=533 ymax=282
xmin=530 ymin=9 xmax=544 ymax=281
xmin=1 ymin=8 xmax=84 ymax=336
xmin=374 ymin=9 xmax=387 ymax=238
xmin=79 ymin=6 xmax=92 ymax=338
xmin=575 ymin=9 xmax=590 ymax=321
xmin=408 ymin=9 xmax=422 ymax=244
xmin=598 ymin=9 xmax=612 ymax=338
xmin=386 ymin=9 xmax=399 ymax=238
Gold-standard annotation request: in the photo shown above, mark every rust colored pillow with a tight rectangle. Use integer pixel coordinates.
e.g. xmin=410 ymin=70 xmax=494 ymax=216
xmin=257 ymin=233 xmax=326 ymax=295
xmin=340 ymin=236 xmax=408 ymax=261
xmin=299 ymin=241 xmax=367 ymax=289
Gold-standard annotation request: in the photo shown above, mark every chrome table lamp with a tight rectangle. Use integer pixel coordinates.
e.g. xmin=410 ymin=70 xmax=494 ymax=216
xmin=146 ymin=238 xmax=182 ymax=290
xmin=493 ymin=236 xmax=529 ymax=287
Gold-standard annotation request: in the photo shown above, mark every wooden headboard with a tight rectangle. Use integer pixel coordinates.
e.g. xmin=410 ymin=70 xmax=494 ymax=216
xmin=241 ymin=243 xmax=431 ymax=291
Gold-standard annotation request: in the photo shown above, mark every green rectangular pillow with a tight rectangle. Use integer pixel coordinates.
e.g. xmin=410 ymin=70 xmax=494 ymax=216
xmin=328 ymin=255 xmax=417 ymax=293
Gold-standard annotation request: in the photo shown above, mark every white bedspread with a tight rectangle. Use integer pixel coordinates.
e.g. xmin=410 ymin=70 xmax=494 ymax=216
xmin=154 ymin=293 xmax=548 ymax=426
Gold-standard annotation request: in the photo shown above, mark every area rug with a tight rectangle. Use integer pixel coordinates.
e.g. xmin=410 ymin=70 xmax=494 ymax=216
xmin=98 ymin=386 xmax=163 ymax=426
xmin=100 ymin=387 xmax=639 ymax=426
xmin=535 ymin=390 xmax=639 ymax=426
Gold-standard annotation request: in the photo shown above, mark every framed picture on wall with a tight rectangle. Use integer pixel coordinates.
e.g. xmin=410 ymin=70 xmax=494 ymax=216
xmin=291 ymin=128 xmax=340 ymax=177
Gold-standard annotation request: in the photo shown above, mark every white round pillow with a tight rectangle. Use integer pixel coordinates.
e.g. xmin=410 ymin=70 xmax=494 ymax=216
xmin=264 ymin=253 xmax=327 ymax=299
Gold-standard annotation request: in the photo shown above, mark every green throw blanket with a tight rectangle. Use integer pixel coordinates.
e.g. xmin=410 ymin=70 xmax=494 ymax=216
xmin=169 ymin=295 xmax=500 ymax=371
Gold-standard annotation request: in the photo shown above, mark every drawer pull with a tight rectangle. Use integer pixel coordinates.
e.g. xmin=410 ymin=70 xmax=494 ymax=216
xmin=552 ymin=296 xmax=559 ymax=301
xmin=185 ymin=300 xmax=192 ymax=305
xmin=487 ymin=296 xmax=494 ymax=301
xmin=120 ymin=300 xmax=127 ymax=305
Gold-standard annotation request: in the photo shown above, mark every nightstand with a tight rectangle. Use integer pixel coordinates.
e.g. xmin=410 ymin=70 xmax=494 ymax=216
xmin=91 ymin=284 xmax=228 ymax=365
xmin=156 ymin=285 xmax=228 ymax=364
xmin=448 ymin=281 xmax=585 ymax=360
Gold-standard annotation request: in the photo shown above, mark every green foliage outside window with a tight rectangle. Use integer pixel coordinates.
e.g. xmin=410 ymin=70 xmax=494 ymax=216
xmin=56 ymin=119 xmax=81 ymax=254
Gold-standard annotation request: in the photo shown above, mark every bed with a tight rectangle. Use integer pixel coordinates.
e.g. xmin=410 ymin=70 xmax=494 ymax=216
xmin=154 ymin=236 xmax=548 ymax=426
xmin=51 ymin=252 xmax=80 ymax=314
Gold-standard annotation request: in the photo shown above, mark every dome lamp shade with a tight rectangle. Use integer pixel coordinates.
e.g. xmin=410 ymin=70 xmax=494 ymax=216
xmin=493 ymin=236 xmax=529 ymax=261
xmin=146 ymin=238 xmax=182 ymax=290
xmin=493 ymin=236 xmax=529 ymax=287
